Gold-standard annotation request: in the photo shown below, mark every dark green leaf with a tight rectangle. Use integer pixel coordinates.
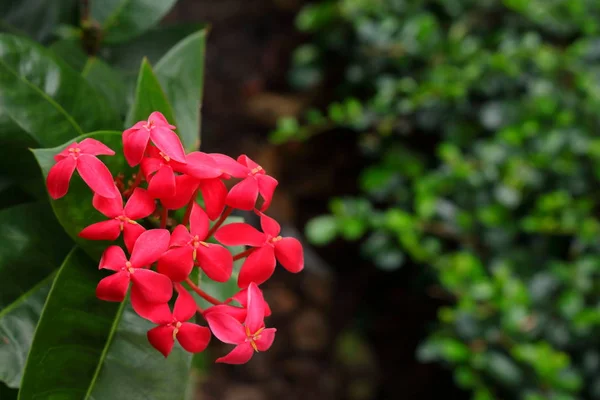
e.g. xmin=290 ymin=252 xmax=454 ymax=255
xmin=82 ymin=57 xmax=128 ymax=115
xmin=49 ymin=39 xmax=89 ymax=71
xmin=0 ymin=381 xmax=18 ymax=399
xmin=0 ymin=174 xmax=33 ymax=209
xmin=126 ymin=58 xmax=177 ymax=128
xmin=32 ymin=131 xmax=134 ymax=260
xmin=91 ymin=0 xmax=178 ymax=44
xmin=19 ymin=248 xmax=192 ymax=400
xmin=155 ymin=29 xmax=207 ymax=151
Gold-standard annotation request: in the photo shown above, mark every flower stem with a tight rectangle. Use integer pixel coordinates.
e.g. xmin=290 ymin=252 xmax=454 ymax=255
xmin=185 ymin=277 xmax=222 ymax=305
xmin=160 ymin=208 xmax=168 ymax=229
xmin=233 ymin=247 xmax=255 ymax=261
xmin=182 ymin=188 xmax=199 ymax=226
xmin=123 ymin=171 xmax=143 ymax=198
xmin=204 ymin=206 xmax=232 ymax=240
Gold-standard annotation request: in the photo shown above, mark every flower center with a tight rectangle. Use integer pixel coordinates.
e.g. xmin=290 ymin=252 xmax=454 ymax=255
xmin=191 ymin=235 xmax=209 ymax=260
xmin=269 ymin=236 xmax=283 ymax=244
xmin=159 ymin=152 xmax=170 ymax=163
xmin=245 ymin=326 xmax=265 ymax=352
xmin=250 ymin=166 xmax=263 ymax=176
xmin=172 ymin=321 xmax=182 ymax=340
xmin=116 ymin=215 xmax=137 ymax=230
xmin=125 ymin=261 xmax=135 ymax=274
xmin=68 ymin=147 xmax=81 ymax=159
xmin=143 ymin=120 xmax=155 ymax=130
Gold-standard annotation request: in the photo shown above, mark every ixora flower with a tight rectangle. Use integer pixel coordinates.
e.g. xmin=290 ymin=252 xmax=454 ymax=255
xmin=215 ymin=211 xmax=304 ymax=287
xmin=96 ymin=229 xmax=172 ymax=305
xmin=79 ymin=188 xmax=155 ymax=252
xmin=205 ymin=283 xmax=275 ymax=364
xmin=123 ymin=111 xmax=186 ymax=167
xmin=158 ymin=203 xmax=232 ymax=282
xmin=46 ymin=138 xmax=117 ymax=199
xmin=210 ymin=154 xmax=278 ymax=211
xmin=204 ymin=286 xmax=272 ymax=323
xmin=143 ymin=284 xmax=211 ymax=357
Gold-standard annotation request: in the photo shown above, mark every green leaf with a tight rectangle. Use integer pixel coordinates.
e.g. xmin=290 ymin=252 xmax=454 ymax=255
xmin=1 ymin=381 xmax=18 ymax=399
xmin=19 ymin=248 xmax=192 ymax=400
xmin=0 ymin=0 xmax=78 ymax=43
xmin=0 ymin=202 xmax=72 ymax=387
xmin=155 ymin=29 xmax=207 ymax=151
xmin=32 ymin=131 xmax=134 ymax=261
xmin=126 ymin=58 xmax=177 ymax=128
xmin=82 ymin=57 xmax=128 ymax=116
xmin=49 ymin=39 xmax=91 ymax=71
xmin=305 ymin=215 xmax=338 ymax=245
xmin=92 ymin=0 xmax=178 ymax=44
xmin=0 ymin=34 xmax=121 ymax=147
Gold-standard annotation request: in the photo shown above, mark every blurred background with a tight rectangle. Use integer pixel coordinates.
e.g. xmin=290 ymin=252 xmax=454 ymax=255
xmin=4 ymin=0 xmax=600 ymax=399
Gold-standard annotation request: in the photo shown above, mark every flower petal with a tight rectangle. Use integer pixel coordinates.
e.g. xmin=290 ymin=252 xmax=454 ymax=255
xmin=215 ymin=343 xmax=254 ymax=364
xmin=257 ymin=175 xmax=278 ymax=211
xmin=177 ymin=323 xmax=211 ymax=353
xmin=99 ymin=245 xmax=127 ymax=271
xmin=78 ymin=138 xmax=115 ymax=156
xmin=148 ymin=111 xmax=176 ymax=129
xmin=258 ymin=212 xmax=280 ymax=237
xmin=96 ymin=271 xmax=130 ymax=302
xmin=190 ymin=203 xmax=209 ymax=238
xmin=150 ymin=126 xmax=186 ymax=164
xmin=130 ymin=269 xmax=173 ymax=303
xmin=78 ymin=219 xmax=121 ymax=242
xmin=124 ymin=188 xmax=156 ymax=219
xmin=170 ymin=224 xmax=192 ymax=247
xmin=123 ymin=127 xmax=150 ymax=167
xmin=244 ymin=282 xmax=265 ymax=333
xmin=210 ymin=153 xmax=248 ymax=178
xmin=173 ymin=283 xmax=198 ymax=322
xmin=131 ymin=286 xmax=172 ymax=324
xmin=130 ymin=229 xmax=170 ymax=267
xmin=275 ymin=237 xmax=304 ymax=273
xmin=160 ymin=175 xmax=199 ymax=210
xmin=184 ymin=152 xmax=223 ymax=179
xmin=147 ymin=165 xmax=176 ymax=199
xmin=77 ymin=154 xmax=118 ymax=198
xmin=204 ymin=304 xmax=247 ymax=323
xmin=92 ymin=191 xmax=123 ymax=218
xmin=198 ymin=178 xmax=227 ymax=220
xmin=255 ymin=328 xmax=276 ymax=351
xmin=157 ymin=246 xmax=194 ymax=282
xmin=123 ymin=223 xmax=146 ymax=254
xmin=214 ymin=223 xmax=265 ymax=247
xmin=237 ymin=155 xmax=261 ymax=171
xmin=204 ymin=312 xmax=246 ymax=344
xmin=237 ymin=245 xmax=276 ymax=288
xmin=147 ymin=325 xmax=176 ymax=358
xmin=140 ymin=156 xmax=163 ymax=180
xmin=226 ymin=177 xmax=259 ymax=210
xmin=196 ymin=244 xmax=233 ymax=282
xmin=231 ymin=288 xmax=272 ymax=317
xmin=46 ymin=157 xmax=77 ymax=199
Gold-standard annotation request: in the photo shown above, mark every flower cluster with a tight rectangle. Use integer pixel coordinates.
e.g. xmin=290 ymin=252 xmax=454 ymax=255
xmin=45 ymin=112 xmax=304 ymax=363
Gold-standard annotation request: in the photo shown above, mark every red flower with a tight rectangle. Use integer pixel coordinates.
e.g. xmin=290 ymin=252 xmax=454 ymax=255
xmin=79 ymin=188 xmax=155 ymax=252
xmin=96 ymin=229 xmax=172 ymax=305
xmin=205 ymin=283 xmax=275 ymax=364
xmin=204 ymin=286 xmax=272 ymax=323
xmin=215 ymin=212 xmax=304 ymax=287
xmin=141 ymin=146 xmax=186 ymax=199
xmin=123 ymin=111 xmax=186 ymax=167
xmin=159 ymin=175 xmax=227 ymax=220
xmin=47 ymin=138 xmax=117 ymax=199
xmin=158 ymin=203 xmax=232 ymax=282
xmin=210 ymin=154 xmax=278 ymax=211
xmin=143 ymin=284 xmax=211 ymax=357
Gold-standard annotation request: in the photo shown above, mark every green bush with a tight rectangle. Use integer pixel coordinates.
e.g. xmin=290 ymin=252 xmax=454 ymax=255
xmin=275 ymin=0 xmax=600 ymax=398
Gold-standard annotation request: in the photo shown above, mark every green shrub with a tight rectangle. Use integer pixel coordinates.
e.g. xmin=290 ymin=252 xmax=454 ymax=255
xmin=275 ymin=0 xmax=600 ymax=398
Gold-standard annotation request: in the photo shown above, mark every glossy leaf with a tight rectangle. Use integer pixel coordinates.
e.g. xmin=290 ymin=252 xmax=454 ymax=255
xmin=0 ymin=34 xmax=121 ymax=147
xmin=126 ymin=58 xmax=177 ymax=128
xmin=19 ymin=248 xmax=192 ymax=400
xmin=91 ymin=0 xmax=178 ymax=44
xmin=32 ymin=131 xmax=134 ymax=260
xmin=82 ymin=57 xmax=128 ymax=116
xmin=155 ymin=29 xmax=207 ymax=151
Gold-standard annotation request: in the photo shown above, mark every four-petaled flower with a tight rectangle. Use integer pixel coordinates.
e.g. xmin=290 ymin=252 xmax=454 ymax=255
xmin=141 ymin=145 xmax=186 ymax=199
xmin=123 ymin=111 xmax=186 ymax=167
xmin=205 ymin=283 xmax=276 ymax=364
xmin=79 ymin=188 xmax=155 ymax=252
xmin=144 ymin=284 xmax=211 ymax=357
xmin=96 ymin=229 xmax=172 ymax=306
xmin=158 ymin=203 xmax=232 ymax=282
xmin=215 ymin=211 xmax=304 ymax=287
xmin=211 ymin=154 xmax=278 ymax=211
xmin=47 ymin=138 xmax=117 ymax=199
xmin=204 ymin=286 xmax=272 ymax=323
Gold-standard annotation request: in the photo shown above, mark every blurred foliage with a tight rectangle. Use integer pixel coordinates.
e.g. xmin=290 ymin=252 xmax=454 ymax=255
xmin=275 ymin=0 xmax=600 ymax=398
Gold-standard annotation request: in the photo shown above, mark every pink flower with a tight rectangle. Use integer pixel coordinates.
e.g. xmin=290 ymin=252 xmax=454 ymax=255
xmin=47 ymin=138 xmax=117 ymax=199
xmin=142 ymin=284 xmax=211 ymax=357
xmin=158 ymin=203 xmax=232 ymax=282
xmin=141 ymin=146 xmax=186 ymax=199
xmin=205 ymin=283 xmax=275 ymax=364
xmin=210 ymin=154 xmax=278 ymax=211
xmin=96 ymin=229 xmax=171 ymax=305
xmin=215 ymin=211 xmax=304 ymax=287
xmin=79 ymin=188 xmax=155 ymax=252
xmin=204 ymin=286 xmax=272 ymax=323
xmin=123 ymin=112 xmax=186 ymax=167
